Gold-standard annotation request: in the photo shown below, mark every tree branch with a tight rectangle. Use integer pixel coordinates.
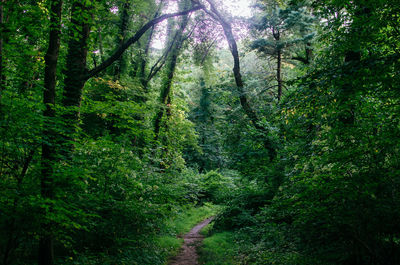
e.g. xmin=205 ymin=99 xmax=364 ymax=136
xmin=86 ymin=5 xmax=202 ymax=80
xmin=147 ymin=30 xmax=180 ymax=82
xmin=200 ymin=38 xmax=217 ymax=64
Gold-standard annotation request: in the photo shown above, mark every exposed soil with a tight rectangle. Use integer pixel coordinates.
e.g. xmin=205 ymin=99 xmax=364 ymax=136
xmin=169 ymin=217 xmax=214 ymax=265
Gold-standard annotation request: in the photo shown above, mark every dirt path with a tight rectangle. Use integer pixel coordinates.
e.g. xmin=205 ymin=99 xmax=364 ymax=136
xmin=169 ymin=217 xmax=213 ymax=265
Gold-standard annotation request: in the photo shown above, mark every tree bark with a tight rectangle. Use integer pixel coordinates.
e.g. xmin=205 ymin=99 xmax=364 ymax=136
xmin=339 ymin=50 xmax=360 ymax=125
xmin=203 ymin=0 xmax=276 ymax=160
xmin=61 ymin=0 xmax=91 ymax=147
xmin=0 ymin=0 xmax=4 ymax=93
xmin=277 ymin=47 xmax=282 ymax=101
xmin=338 ymin=5 xmax=366 ymax=126
xmin=86 ymin=5 xmax=201 ymax=79
xmin=146 ymin=30 xmax=180 ymax=85
xmin=58 ymin=2 xmax=200 ymax=156
xmin=137 ymin=2 xmax=163 ymax=91
xmin=98 ymin=27 xmax=104 ymax=63
xmin=137 ymin=24 xmax=155 ymax=90
xmin=153 ymin=37 xmax=181 ymax=139
xmin=154 ymin=2 xmax=191 ymax=140
xmin=0 ymin=0 xmax=5 ymax=112
xmin=114 ymin=0 xmax=131 ymax=79
xmin=272 ymin=27 xmax=282 ymax=102
xmin=39 ymin=0 xmax=63 ymax=263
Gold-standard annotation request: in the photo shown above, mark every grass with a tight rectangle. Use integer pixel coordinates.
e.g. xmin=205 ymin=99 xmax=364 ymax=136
xmin=166 ymin=203 xmax=221 ymax=236
xmin=156 ymin=235 xmax=183 ymax=260
xmin=199 ymin=220 xmax=213 ymax=236
xmin=156 ymin=203 xmax=221 ymax=264
xmin=198 ymin=231 xmax=239 ymax=265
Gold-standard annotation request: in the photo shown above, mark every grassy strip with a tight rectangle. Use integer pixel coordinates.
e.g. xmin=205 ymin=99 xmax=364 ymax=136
xmin=156 ymin=203 xmax=221 ymax=264
xmin=198 ymin=231 xmax=239 ymax=265
xmin=166 ymin=203 xmax=221 ymax=236
xmin=156 ymin=235 xmax=184 ymax=263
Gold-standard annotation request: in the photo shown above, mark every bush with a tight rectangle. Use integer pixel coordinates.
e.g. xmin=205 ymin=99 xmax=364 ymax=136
xmin=213 ymin=184 xmax=272 ymax=231
xmin=200 ymin=170 xmax=237 ymax=204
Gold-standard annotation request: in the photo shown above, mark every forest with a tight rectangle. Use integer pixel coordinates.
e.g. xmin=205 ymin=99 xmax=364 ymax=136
xmin=0 ymin=0 xmax=400 ymax=264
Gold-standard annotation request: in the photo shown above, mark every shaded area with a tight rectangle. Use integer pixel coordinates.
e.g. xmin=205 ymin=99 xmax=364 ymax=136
xmin=169 ymin=217 xmax=214 ymax=265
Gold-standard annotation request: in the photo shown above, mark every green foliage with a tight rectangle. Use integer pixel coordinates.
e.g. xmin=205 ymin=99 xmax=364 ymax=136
xmin=2 ymin=0 xmax=400 ymax=264
xmin=250 ymin=0 xmax=315 ymax=60
xmin=209 ymin=1 xmax=400 ymax=265
xmin=81 ymin=77 xmax=151 ymax=141
xmin=213 ymin=183 xmax=272 ymax=231
xmin=164 ymin=203 xmax=220 ymax=237
xmin=199 ymin=232 xmax=239 ymax=265
xmin=200 ymin=170 xmax=237 ymax=203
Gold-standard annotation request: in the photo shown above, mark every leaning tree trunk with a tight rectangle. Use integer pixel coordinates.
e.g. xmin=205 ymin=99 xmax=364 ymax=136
xmin=204 ymin=0 xmax=276 ymax=160
xmin=129 ymin=0 xmax=162 ymax=96
xmin=39 ymin=1 xmax=63 ymax=264
xmin=154 ymin=1 xmax=191 ymax=140
xmin=136 ymin=22 xmax=157 ymax=91
xmin=59 ymin=1 xmax=201 ymax=153
xmin=86 ymin=5 xmax=201 ymax=79
xmin=136 ymin=0 xmax=164 ymax=91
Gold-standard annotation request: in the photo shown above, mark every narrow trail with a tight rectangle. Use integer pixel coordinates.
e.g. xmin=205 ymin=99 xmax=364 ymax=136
xmin=169 ymin=217 xmax=214 ymax=265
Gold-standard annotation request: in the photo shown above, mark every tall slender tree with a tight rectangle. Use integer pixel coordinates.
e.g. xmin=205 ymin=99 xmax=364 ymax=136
xmin=154 ymin=0 xmax=192 ymax=140
xmin=199 ymin=0 xmax=276 ymax=159
xmin=39 ymin=1 xmax=63 ymax=263
xmin=250 ymin=1 xmax=314 ymax=101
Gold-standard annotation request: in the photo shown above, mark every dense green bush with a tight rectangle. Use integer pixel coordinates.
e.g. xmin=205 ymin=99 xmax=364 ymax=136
xmin=213 ymin=184 xmax=272 ymax=231
xmin=200 ymin=170 xmax=237 ymax=204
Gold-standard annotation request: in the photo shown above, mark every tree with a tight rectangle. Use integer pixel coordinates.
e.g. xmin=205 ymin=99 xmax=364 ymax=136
xmin=250 ymin=0 xmax=315 ymax=101
xmin=197 ymin=0 xmax=276 ymax=160
xmin=154 ymin=0 xmax=192 ymax=141
xmin=39 ymin=1 xmax=63 ymax=263
xmin=37 ymin=1 xmax=202 ymax=262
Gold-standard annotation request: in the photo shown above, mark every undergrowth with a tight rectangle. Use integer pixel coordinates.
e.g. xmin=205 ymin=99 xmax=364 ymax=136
xmin=199 ymin=231 xmax=238 ymax=265
xmin=158 ymin=203 xmax=221 ymax=264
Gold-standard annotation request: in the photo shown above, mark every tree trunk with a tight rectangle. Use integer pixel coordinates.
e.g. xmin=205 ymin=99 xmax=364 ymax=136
xmin=114 ymin=0 xmax=131 ymax=79
xmin=153 ymin=37 xmax=180 ymax=140
xmin=273 ymin=27 xmax=282 ymax=102
xmin=98 ymin=28 xmax=104 ymax=63
xmin=137 ymin=1 xmax=163 ymax=91
xmin=60 ymin=1 xmax=200 ymax=148
xmin=339 ymin=50 xmax=360 ymax=125
xmin=338 ymin=6 xmax=367 ymax=126
xmin=0 ymin=0 xmax=5 ymax=112
xmin=137 ymin=24 xmax=156 ymax=91
xmin=277 ymin=48 xmax=282 ymax=101
xmin=154 ymin=2 xmax=190 ymax=140
xmin=0 ymin=0 xmax=4 ymax=92
xmin=61 ymin=0 xmax=91 ymax=150
xmin=39 ymin=0 xmax=63 ymax=263
xmin=204 ymin=0 xmax=276 ymax=160
xmin=86 ymin=5 xmax=201 ymax=79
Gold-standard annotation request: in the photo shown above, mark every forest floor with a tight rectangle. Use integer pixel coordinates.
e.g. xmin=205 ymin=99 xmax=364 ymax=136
xmin=168 ymin=217 xmax=214 ymax=265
